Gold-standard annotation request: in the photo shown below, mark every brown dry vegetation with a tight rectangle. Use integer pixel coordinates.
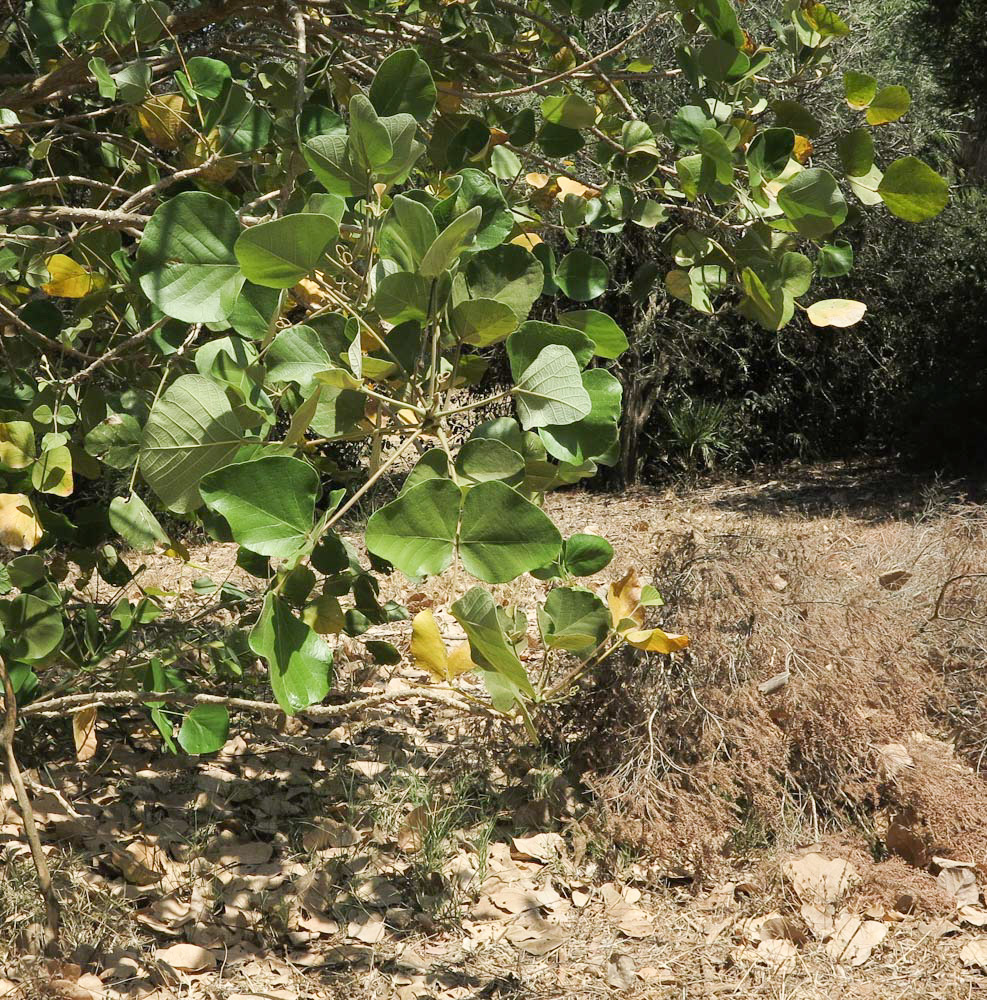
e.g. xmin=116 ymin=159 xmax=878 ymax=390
xmin=2 ymin=462 xmax=987 ymax=999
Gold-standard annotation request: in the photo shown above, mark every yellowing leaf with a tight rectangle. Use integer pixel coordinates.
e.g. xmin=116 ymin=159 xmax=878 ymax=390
xmin=446 ymin=640 xmax=478 ymax=679
xmin=436 ymin=82 xmax=462 ymax=114
xmin=793 ymin=135 xmax=814 ymax=164
xmin=0 ymin=492 xmax=43 ymax=551
xmin=607 ymin=568 xmax=644 ymax=630
xmin=489 ymin=127 xmax=509 ymax=147
xmin=138 ymin=94 xmax=190 ymax=150
xmin=807 ymin=298 xmax=867 ymax=328
xmin=41 ymin=254 xmax=103 ymax=298
xmin=525 ymin=172 xmax=551 ymax=189
xmin=32 ymin=445 xmax=73 ymax=496
xmin=624 ymin=627 xmax=689 ymax=653
xmin=556 ymin=176 xmax=600 ymax=200
xmin=411 ymin=609 xmax=477 ymax=681
xmin=411 ymin=609 xmax=449 ymax=680
xmin=0 ymin=421 xmax=35 ymax=470
xmin=303 ymin=594 xmax=346 ymax=634
xmin=510 ymin=232 xmax=543 ymax=250
xmin=183 ymin=128 xmax=239 ymax=182
xmin=72 ymin=706 xmax=98 ymax=762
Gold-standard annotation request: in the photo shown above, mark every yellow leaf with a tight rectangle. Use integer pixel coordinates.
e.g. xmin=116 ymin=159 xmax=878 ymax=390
xmin=138 ymin=94 xmax=190 ymax=150
xmin=510 ymin=232 xmax=543 ymax=250
xmin=183 ymin=128 xmax=239 ymax=182
xmin=607 ymin=568 xmax=645 ymax=630
xmin=624 ymin=627 xmax=689 ymax=653
xmin=436 ymin=82 xmax=462 ymax=114
xmin=72 ymin=707 xmax=98 ymax=762
xmin=806 ymin=298 xmax=867 ymax=328
xmin=41 ymin=254 xmax=103 ymax=298
xmin=32 ymin=445 xmax=73 ymax=496
xmin=793 ymin=134 xmax=814 ymax=164
xmin=0 ymin=422 xmax=35 ymax=470
xmin=446 ymin=641 xmax=478 ymax=679
xmin=556 ymin=176 xmax=600 ymax=200
xmin=411 ymin=609 xmax=448 ymax=680
xmin=524 ymin=172 xmax=551 ymax=189
xmin=0 ymin=492 xmax=43 ymax=551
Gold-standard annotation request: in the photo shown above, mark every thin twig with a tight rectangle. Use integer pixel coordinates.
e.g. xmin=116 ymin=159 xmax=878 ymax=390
xmin=1 ymin=656 xmax=61 ymax=955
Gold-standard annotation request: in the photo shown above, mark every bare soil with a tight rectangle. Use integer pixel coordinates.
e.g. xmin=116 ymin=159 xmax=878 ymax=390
xmin=2 ymin=462 xmax=986 ymax=999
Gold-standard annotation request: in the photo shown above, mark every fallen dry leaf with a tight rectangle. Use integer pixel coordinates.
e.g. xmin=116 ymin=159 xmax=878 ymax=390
xmin=960 ymin=938 xmax=987 ymax=970
xmin=756 ymin=939 xmax=798 ymax=972
xmin=824 ymin=914 xmax=887 ymax=966
xmin=937 ymin=865 xmax=980 ymax=907
xmin=784 ymin=853 xmax=858 ymax=904
xmin=511 ymin=832 xmax=563 ymax=863
xmin=72 ymin=708 xmax=98 ymax=762
xmin=154 ymin=943 xmax=216 ymax=973
xmin=605 ymin=951 xmax=637 ymax=989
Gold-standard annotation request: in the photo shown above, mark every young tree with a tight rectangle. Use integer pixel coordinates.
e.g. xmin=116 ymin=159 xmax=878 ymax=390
xmin=0 ymin=0 xmax=946 ymax=755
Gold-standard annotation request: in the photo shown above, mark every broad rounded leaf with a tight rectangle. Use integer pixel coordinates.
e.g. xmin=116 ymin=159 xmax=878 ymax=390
xmin=556 ymin=251 xmax=609 ymax=301
xmin=836 ymin=128 xmax=875 ymax=178
xmin=0 ymin=493 xmax=43 ymax=551
xmin=455 ymin=438 xmax=524 ymax=484
xmin=136 ymin=192 xmax=243 ymax=322
xmin=419 ymin=205 xmax=482 ymax=278
xmin=777 ymin=168 xmax=848 ymax=238
xmin=375 ymin=271 xmax=431 ymax=323
xmin=539 ymin=586 xmax=610 ymax=653
xmin=234 ymin=214 xmax=336 ymax=289
xmin=866 ymin=85 xmax=911 ymax=126
xmin=514 ymin=344 xmax=592 ymax=430
xmin=563 ymin=532 xmax=614 ymax=577
xmin=747 ymin=128 xmax=795 ymax=181
xmin=365 ymin=479 xmax=460 ymax=577
xmin=539 ymin=368 xmax=622 ymax=465
xmin=818 ymin=241 xmax=854 ymax=278
xmin=507 ymin=321 xmax=594 ymax=378
xmin=877 ymin=157 xmax=949 ymax=222
xmin=451 ymin=298 xmax=518 ymax=346
xmin=0 ymin=594 xmax=63 ymax=661
xmin=139 ymin=374 xmax=243 ymax=513
xmin=109 ymin=494 xmax=169 ymax=553
xmin=540 ymin=93 xmax=596 ymax=129
xmin=459 ymin=481 xmax=561 ymax=583
xmin=465 ymin=244 xmax=544 ymax=320
xmin=369 ymin=48 xmax=436 ymax=122
xmin=558 ymin=310 xmax=629 ymax=359
xmin=806 ymin=298 xmax=867 ymax=328
xmin=249 ymin=593 xmax=332 ymax=714
xmin=178 ymin=705 xmax=229 ymax=754
xmin=199 ymin=456 xmax=318 ymax=557
xmin=843 ymin=70 xmax=877 ymax=109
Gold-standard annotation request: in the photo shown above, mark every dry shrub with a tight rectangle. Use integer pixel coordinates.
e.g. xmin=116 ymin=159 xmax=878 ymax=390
xmin=570 ymin=501 xmax=987 ymax=874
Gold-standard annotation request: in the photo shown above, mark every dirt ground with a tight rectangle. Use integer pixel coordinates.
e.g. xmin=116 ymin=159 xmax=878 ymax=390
xmin=2 ymin=462 xmax=987 ymax=999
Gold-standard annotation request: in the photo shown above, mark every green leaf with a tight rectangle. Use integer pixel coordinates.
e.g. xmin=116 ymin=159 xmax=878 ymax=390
xmin=802 ymin=3 xmax=849 ymax=37
xmin=0 ymin=421 xmax=36 ymax=470
xmin=837 ymin=128 xmax=875 ymax=177
xmin=558 ymin=310 xmax=628 ymax=359
xmin=698 ymin=127 xmax=734 ymax=185
xmin=348 ymin=94 xmax=393 ymax=171
xmin=89 ymin=56 xmax=116 ymax=99
xmin=0 ymin=594 xmax=63 ymax=662
xmin=818 ymin=240 xmax=853 ymax=278
xmin=199 ymin=456 xmax=317 ymax=558
xmin=465 ymin=244 xmax=544 ymax=320
xmin=400 ymin=448 xmax=451 ymax=494
xmin=434 ymin=169 xmax=513 ymax=251
xmin=450 ymin=586 xmax=534 ymax=712
xmin=267 ymin=324 xmax=332 ymax=388
xmin=747 ymin=128 xmax=795 ymax=181
xmin=694 ymin=0 xmax=744 ymax=47
xmin=379 ymin=195 xmax=438 ymax=271
xmin=770 ymin=100 xmax=820 ymax=139
xmin=230 ymin=282 xmax=281 ymax=339
xmin=206 ymin=82 xmax=272 ymax=153
xmin=877 ymin=157 xmax=949 ymax=223
xmin=369 ymin=48 xmax=436 ymax=122
xmin=514 ymin=344 xmax=592 ymax=430
xmin=113 ymin=60 xmax=151 ymax=104
xmin=139 ymin=374 xmax=244 ymax=513
xmin=176 ymin=56 xmax=230 ymax=101
xmin=455 ymin=439 xmax=524 ymax=484
xmin=136 ymin=192 xmax=243 ymax=323
xmin=555 ymin=251 xmax=608 ymax=301
xmin=249 ymin=592 xmax=332 ymax=714
xmin=375 ymin=271 xmax=431 ymax=323
xmin=843 ymin=71 xmax=877 ymax=109
xmin=698 ymin=38 xmax=750 ymax=83
xmin=563 ymin=533 xmax=614 ymax=576
xmin=539 ymin=586 xmax=609 ymax=653
xmin=538 ymin=122 xmax=584 ymax=156
xmin=539 ymin=368 xmax=621 ymax=466
xmin=419 ymin=205 xmax=482 ymax=278
xmin=364 ymin=479 xmax=460 ymax=577
xmin=450 ymin=298 xmax=518 ymax=346
xmin=85 ymin=414 xmax=141 ymax=469
xmin=70 ymin=0 xmax=113 ymax=39
xmin=507 ymin=321 xmax=594 ymax=378
xmin=541 ymin=93 xmax=596 ymax=129
xmin=109 ymin=494 xmax=169 ymax=553
xmin=866 ymin=85 xmax=910 ymax=126
xmin=459 ymin=481 xmax=561 ymax=583
xmin=308 ymin=385 xmax=365 ymax=438
xmin=234 ymin=214 xmax=336 ymax=289
xmin=777 ymin=168 xmax=848 ymax=238
xmin=177 ymin=704 xmax=229 ymax=754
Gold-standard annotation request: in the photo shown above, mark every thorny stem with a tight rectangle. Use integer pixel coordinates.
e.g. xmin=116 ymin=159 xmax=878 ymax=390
xmin=0 ymin=656 xmax=61 ymax=956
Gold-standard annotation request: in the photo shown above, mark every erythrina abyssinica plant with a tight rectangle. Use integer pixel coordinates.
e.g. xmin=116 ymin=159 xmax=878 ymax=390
xmin=0 ymin=0 xmax=949 ymax=758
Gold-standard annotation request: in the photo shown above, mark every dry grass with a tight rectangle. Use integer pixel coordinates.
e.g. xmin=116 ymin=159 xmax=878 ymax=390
xmin=547 ymin=468 xmax=987 ymax=878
